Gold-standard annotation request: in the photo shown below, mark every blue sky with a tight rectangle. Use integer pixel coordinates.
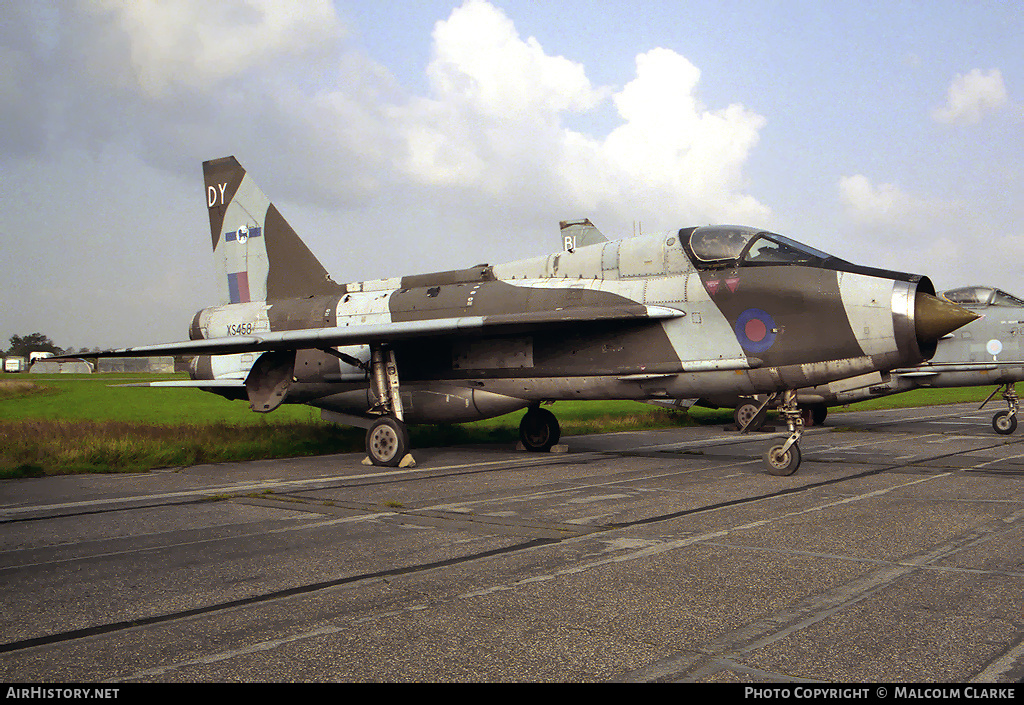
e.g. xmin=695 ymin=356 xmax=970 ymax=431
xmin=1 ymin=0 xmax=1021 ymax=350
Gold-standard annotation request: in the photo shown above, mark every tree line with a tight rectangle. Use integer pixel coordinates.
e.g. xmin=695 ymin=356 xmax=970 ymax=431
xmin=5 ymin=333 xmax=103 ymax=357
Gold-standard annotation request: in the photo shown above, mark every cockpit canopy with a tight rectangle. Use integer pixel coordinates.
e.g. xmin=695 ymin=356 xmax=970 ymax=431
xmin=682 ymin=225 xmax=835 ymax=270
xmin=940 ymin=286 xmax=1024 ymax=308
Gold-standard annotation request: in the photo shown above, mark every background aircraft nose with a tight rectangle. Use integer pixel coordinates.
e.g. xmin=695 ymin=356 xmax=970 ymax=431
xmin=915 ymin=291 xmax=979 ymax=344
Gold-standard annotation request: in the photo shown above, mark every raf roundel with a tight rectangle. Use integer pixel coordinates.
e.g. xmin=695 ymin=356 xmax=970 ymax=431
xmin=735 ymin=308 xmax=778 ymax=353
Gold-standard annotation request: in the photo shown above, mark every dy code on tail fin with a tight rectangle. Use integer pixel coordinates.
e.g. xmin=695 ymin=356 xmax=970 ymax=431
xmin=203 ymin=156 xmax=342 ymax=304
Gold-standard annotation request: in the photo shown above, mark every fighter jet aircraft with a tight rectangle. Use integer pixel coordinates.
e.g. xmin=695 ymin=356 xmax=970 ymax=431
xmin=69 ymin=157 xmax=976 ymax=476
xmin=705 ymin=285 xmax=1024 ymax=435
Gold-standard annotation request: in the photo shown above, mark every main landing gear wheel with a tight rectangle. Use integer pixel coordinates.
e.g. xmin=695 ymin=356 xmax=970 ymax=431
xmin=366 ymin=416 xmax=410 ymax=467
xmin=735 ymin=401 xmax=767 ymax=431
xmin=519 ymin=407 xmax=561 ymax=452
xmin=992 ymin=410 xmax=1018 ymax=435
xmin=801 ymin=404 xmax=828 ymax=427
xmin=763 ymin=442 xmax=801 ymax=476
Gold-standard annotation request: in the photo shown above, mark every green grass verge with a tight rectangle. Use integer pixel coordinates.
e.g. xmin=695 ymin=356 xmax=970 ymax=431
xmin=0 ymin=373 xmax=999 ymax=477
xmin=0 ymin=419 xmax=365 ymax=478
xmin=0 ymin=374 xmax=321 ymax=424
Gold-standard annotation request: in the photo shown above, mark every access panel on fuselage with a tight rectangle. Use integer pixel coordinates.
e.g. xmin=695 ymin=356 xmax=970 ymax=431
xmin=391 ymin=319 xmax=680 ymax=382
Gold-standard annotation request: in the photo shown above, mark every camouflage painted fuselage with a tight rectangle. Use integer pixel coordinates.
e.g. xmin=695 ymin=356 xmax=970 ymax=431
xmin=143 ymin=155 xmax=979 ymax=428
xmin=740 ymin=286 xmax=1024 ymax=409
xmin=189 ymin=230 xmax=936 ymax=425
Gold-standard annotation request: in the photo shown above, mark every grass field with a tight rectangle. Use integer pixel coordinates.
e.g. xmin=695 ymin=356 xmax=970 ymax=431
xmin=0 ymin=373 xmax=997 ymax=478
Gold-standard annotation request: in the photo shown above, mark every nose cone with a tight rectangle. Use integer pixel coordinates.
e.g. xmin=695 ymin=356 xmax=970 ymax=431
xmin=915 ymin=291 xmax=979 ymax=343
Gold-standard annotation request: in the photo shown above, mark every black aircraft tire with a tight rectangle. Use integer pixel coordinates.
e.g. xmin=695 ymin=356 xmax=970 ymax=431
xmin=801 ymin=404 xmax=828 ymax=427
xmin=366 ymin=416 xmax=409 ymax=467
xmin=519 ymin=407 xmax=561 ymax=452
xmin=735 ymin=401 xmax=767 ymax=431
xmin=763 ymin=442 xmax=801 ymax=476
xmin=992 ymin=411 xmax=1018 ymax=435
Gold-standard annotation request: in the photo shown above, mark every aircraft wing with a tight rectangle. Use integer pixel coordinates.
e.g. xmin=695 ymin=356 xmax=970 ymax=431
xmin=67 ymin=305 xmax=685 ymax=359
xmin=114 ymin=379 xmax=247 ymax=388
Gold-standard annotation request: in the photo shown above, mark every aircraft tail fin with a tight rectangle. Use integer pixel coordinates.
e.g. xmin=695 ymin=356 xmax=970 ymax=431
xmin=203 ymin=156 xmax=342 ymax=304
xmin=560 ymin=218 xmax=608 ymax=252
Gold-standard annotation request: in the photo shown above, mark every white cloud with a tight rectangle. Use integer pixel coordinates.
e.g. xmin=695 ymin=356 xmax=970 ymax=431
xmin=85 ymin=0 xmax=344 ymax=98
xmin=839 ymin=175 xmax=914 ymax=222
xmin=394 ymin=3 xmax=768 ymax=228
xmin=587 ymin=48 xmax=768 ymax=224
xmin=838 ymin=174 xmax=961 ymax=232
xmin=425 ymin=0 xmax=605 ymax=119
xmin=5 ymin=0 xmax=768 ymax=226
xmin=833 ymin=174 xmax=1003 ymax=288
xmin=931 ymin=68 xmax=1007 ymax=126
xmin=0 ymin=0 xmax=396 ymax=206
xmin=395 ymin=0 xmax=608 ymax=189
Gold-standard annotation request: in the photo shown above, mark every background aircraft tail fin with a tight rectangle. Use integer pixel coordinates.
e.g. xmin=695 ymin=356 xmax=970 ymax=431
xmin=203 ymin=156 xmax=342 ymax=304
xmin=560 ymin=218 xmax=608 ymax=252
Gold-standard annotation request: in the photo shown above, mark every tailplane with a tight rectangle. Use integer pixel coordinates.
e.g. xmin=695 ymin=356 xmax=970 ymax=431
xmin=203 ymin=156 xmax=342 ymax=304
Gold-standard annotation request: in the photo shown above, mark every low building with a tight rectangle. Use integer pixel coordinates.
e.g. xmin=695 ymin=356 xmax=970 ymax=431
xmin=96 ymin=357 xmax=175 ymax=373
xmin=4 ymin=356 xmax=27 ymax=373
xmin=30 ymin=358 xmax=94 ymax=374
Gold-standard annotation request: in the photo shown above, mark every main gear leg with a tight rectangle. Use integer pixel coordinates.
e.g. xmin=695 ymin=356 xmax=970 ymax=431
xmin=364 ymin=345 xmax=415 ymax=467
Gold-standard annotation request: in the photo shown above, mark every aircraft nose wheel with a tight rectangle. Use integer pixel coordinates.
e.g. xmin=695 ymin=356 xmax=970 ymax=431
xmin=366 ymin=416 xmax=410 ymax=467
xmin=762 ymin=389 xmax=803 ymax=476
xmin=992 ymin=410 xmax=1018 ymax=435
xmin=519 ymin=407 xmax=561 ymax=452
xmin=763 ymin=442 xmax=801 ymax=476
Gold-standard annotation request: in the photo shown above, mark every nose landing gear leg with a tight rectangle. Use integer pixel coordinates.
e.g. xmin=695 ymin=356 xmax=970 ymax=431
xmin=989 ymin=383 xmax=1019 ymax=435
xmin=763 ymin=390 xmax=803 ymax=476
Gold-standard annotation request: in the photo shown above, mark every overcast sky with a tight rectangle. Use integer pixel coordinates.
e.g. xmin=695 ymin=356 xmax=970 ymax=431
xmin=2 ymin=0 xmax=1022 ymax=351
